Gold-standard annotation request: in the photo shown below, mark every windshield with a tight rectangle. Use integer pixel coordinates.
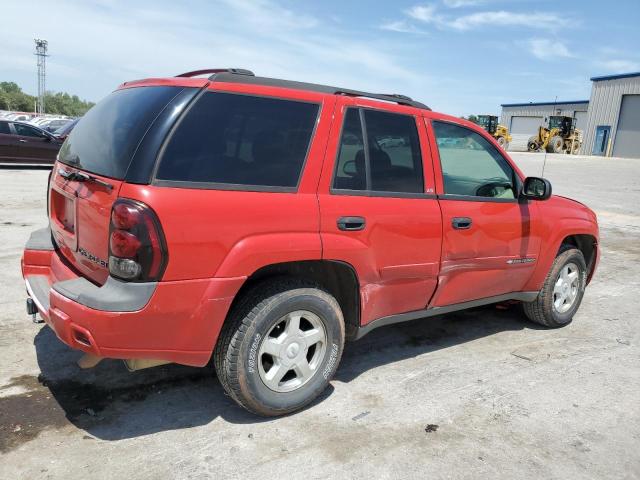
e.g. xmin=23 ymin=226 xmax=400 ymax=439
xmin=58 ymin=86 xmax=182 ymax=179
xmin=478 ymin=116 xmax=490 ymax=127
xmin=54 ymin=118 xmax=79 ymax=136
xmin=549 ymin=117 xmax=565 ymax=129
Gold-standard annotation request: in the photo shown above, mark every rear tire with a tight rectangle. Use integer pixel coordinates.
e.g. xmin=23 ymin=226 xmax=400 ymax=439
xmin=496 ymin=136 xmax=507 ymax=149
xmin=214 ymin=279 xmax=345 ymax=416
xmin=522 ymin=247 xmax=587 ymax=328
xmin=571 ymin=141 xmax=581 ymax=154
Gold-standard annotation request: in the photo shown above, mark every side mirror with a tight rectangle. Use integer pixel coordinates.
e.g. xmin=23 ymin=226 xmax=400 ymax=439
xmin=521 ymin=177 xmax=552 ymax=200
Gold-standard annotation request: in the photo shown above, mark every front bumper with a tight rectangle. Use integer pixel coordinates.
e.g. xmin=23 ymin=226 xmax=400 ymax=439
xmin=22 ymin=227 xmax=245 ymax=367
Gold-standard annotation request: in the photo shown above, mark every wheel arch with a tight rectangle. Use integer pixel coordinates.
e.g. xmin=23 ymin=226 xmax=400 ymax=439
xmin=225 ymin=260 xmax=361 ymax=340
xmin=559 ymin=234 xmax=598 ymax=283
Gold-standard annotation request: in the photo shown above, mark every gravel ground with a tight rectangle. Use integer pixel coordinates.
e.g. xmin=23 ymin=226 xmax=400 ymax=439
xmin=0 ymin=153 xmax=638 ymax=479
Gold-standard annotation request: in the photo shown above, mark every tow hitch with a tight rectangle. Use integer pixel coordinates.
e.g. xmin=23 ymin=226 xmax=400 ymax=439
xmin=26 ymin=298 xmax=43 ymax=323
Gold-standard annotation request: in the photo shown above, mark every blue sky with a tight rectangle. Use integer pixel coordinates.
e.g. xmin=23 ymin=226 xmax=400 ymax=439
xmin=2 ymin=0 xmax=639 ymax=116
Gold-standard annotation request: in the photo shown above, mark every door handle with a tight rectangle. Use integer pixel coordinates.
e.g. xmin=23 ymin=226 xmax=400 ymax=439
xmin=452 ymin=217 xmax=472 ymax=229
xmin=19 ymin=139 xmax=27 ymax=143
xmin=337 ymin=216 xmax=366 ymax=231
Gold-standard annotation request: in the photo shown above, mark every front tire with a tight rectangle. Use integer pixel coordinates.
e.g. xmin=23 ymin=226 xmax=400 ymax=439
xmin=214 ymin=279 xmax=345 ymax=416
xmin=548 ymin=135 xmax=564 ymax=153
xmin=523 ymin=247 xmax=587 ymax=328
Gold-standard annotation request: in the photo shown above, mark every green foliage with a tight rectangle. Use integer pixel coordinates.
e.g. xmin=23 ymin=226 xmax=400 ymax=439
xmin=0 ymin=81 xmax=94 ymax=116
xmin=0 ymin=82 xmax=34 ymax=111
xmin=465 ymin=114 xmax=479 ymax=124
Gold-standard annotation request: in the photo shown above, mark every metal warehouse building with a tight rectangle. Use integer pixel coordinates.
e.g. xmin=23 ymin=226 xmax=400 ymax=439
xmin=500 ymin=71 xmax=640 ymax=158
xmin=582 ymin=72 xmax=640 ymax=158
xmin=500 ymin=100 xmax=589 ymax=152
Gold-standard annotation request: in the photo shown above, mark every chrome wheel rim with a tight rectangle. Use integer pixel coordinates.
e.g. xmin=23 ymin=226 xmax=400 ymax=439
xmin=258 ymin=310 xmax=327 ymax=393
xmin=553 ymin=262 xmax=580 ymax=314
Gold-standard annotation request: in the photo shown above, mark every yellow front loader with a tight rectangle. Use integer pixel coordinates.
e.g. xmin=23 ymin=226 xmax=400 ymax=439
xmin=527 ymin=116 xmax=582 ymax=154
xmin=478 ymin=115 xmax=512 ymax=150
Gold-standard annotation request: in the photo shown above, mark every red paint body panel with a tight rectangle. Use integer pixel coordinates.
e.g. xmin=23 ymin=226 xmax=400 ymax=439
xmin=317 ymin=97 xmax=442 ymax=325
xmin=22 ymin=247 xmax=244 ymax=367
xmin=49 ymin=166 xmax=123 ymax=285
xmin=21 ymin=75 xmax=600 ymax=367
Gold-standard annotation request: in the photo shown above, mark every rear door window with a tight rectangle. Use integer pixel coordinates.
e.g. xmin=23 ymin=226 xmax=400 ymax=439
xmin=58 ymin=86 xmax=183 ymax=179
xmin=0 ymin=122 xmax=10 ymax=134
xmin=156 ymin=92 xmax=320 ymax=189
xmin=364 ymin=109 xmax=423 ymax=193
xmin=332 ymin=108 xmax=424 ymax=194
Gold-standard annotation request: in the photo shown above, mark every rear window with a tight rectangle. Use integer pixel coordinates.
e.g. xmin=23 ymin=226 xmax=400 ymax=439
xmin=58 ymin=86 xmax=182 ymax=179
xmin=156 ymin=92 xmax=320 ymax=189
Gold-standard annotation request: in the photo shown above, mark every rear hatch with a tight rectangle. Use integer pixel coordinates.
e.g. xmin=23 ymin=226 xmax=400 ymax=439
xmin=50 ymin=85 xmax=188 ymax=285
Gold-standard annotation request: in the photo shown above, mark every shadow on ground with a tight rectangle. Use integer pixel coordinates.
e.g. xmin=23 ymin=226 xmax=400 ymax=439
xmin=1 ymin=302 xmax=540 ymax=449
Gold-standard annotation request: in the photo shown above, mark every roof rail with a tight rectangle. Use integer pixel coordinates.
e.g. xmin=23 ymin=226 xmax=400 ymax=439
xmin=176 ymin=68 xmax=255 ymax=78
xmin=335 ymin=89 xmax=430 ymax=110
xmin=206 ymin=71 xmax=431 ymax=110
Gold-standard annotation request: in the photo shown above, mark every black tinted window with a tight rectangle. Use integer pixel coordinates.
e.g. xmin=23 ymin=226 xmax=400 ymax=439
xmin=58 ymin=86 xmax=181 ymax=179
xmin=332 ymin=108 xmax=424 ymax=194
xmin=364 ymin=110 xmax=423 ymax=193
xmin=333 ymin=109 xmax=366 ymax=190
xmin=14 ymin=123 xmax=44 ymax=137
xmin=0 ymin=122 xmax=10 ymax=134
xmin=157 ymin=92 xmax=319 ymax=188
xmin=433 ymin=121 xmax=515 ymax=199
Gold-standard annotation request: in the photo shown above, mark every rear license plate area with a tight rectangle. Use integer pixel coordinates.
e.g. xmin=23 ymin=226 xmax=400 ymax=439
xmin=51 ymin=189 xmax=75 ymax=233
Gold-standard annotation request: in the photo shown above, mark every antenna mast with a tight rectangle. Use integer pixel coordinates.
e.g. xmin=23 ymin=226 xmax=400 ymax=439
xmin=34 ymin=39 xmax=49 ymax=115
xmin=542 ymin=95 xmax=557 ymax=178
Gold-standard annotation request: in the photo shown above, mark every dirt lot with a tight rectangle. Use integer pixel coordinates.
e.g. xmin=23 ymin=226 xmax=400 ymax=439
xmin=1 ymin=153 xmax=638 ymax=479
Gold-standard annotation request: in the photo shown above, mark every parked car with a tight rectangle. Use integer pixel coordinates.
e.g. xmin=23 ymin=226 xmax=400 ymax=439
xmin=53 ymin=117 xmax=80 ymax=140
xmin=43 ymin=118 xmax=72 ymax=133
xmin=6 ymin=113 xmax=34 ymax=122
xmin=0 ymin=120 xmax=63 ymax=165
xmin=22 ymin=69 xmax=599 ymax=416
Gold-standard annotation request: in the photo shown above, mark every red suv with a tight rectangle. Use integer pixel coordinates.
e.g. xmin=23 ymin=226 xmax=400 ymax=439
xmin=22 ymin=68 xmax=599 ymax=416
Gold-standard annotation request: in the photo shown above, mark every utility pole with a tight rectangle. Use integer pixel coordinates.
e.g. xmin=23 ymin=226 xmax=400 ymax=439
xmin=34 ymin=39 xmax=49 ymax=115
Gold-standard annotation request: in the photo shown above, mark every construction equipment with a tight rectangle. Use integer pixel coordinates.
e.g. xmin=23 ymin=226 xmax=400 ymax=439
xmin=477 ymin=115 xmax=512 ymax=150
xmin=527 ymin=116 xmax=582 ymax=154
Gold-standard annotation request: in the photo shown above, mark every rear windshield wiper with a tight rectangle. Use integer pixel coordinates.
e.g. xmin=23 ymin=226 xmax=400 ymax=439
xmin=58 ymin=168 xmax=113 ymax=191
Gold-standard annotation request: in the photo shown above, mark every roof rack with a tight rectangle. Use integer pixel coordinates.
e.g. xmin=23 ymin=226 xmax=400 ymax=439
xmin=182 ymin=69 xmax=430 ymax=110
xmin=334 ymin=89 xmax=429 ymax=110
xmin=176 ymin=68 xmax=255 ymax=78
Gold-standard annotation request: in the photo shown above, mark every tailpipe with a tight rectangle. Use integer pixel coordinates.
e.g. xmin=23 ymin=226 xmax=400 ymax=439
xmin=123 ymin=358 xmax=171 ymax=372
xmin=77 ymin=353 xmax=104 ymax=369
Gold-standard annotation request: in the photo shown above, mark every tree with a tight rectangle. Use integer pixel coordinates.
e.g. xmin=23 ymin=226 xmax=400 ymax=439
xmin=0 ymin=81 xmax=94 ymax=115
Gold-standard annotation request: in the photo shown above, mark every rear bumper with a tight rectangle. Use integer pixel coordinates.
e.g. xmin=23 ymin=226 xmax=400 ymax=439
xmin=22 ymin=227 xmax=245 ymax=367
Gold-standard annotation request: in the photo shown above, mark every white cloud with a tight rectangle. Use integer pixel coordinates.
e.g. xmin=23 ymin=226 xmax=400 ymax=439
xmin=527 ymin=38 xmax=574 ymax=60
xmin=447 ymin=11 xmax=568 ymax=30
xmin=406 ymin=4 xmax=439 ymax=23
xmin=394 ymin=4 xmax=569 ymax=33
xmin=443 ymin=0 xmax=484 ymax=8
xmin=596 ymin=59 xmax=640 ymax=72
xmin=380 ymin=21 xmax=428 ymax=35
xmin=0 ymin=0 xmax=430 ymax=102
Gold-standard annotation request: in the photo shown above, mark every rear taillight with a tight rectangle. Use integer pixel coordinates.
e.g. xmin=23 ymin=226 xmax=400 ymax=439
xmin=108 ymin=199 xmax=167 ymax=282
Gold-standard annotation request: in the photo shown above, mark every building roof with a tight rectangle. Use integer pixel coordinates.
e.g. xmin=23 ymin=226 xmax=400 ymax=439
xmin=500 ymin=100 xmax=589 ymax=108
xmin=590 ymin=72 xmax=640 ymax=82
